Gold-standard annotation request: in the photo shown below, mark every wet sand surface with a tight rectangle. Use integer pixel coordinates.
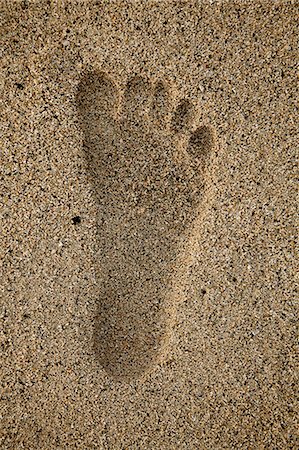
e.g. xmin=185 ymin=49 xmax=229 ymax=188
xmin=1 ymin=1 xmax=297 ymax=448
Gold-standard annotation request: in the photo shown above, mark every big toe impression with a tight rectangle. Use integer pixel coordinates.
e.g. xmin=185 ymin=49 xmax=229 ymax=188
xmin=76 ymin=71 xmax=117 ymax=139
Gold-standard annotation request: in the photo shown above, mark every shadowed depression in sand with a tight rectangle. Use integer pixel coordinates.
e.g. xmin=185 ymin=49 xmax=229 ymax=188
xmin=76 ymin=71 xmax=216 ymax=380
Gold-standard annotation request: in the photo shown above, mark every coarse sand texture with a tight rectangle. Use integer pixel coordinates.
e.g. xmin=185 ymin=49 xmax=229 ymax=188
xmin=1 ymin=1 xmax=297 ymax=448
xmin=76 ymin=71 xmax=217 ymax=380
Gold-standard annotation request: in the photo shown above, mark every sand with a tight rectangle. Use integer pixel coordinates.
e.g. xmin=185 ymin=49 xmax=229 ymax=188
xmin=1 ymin=1 xmax=298 ymax=448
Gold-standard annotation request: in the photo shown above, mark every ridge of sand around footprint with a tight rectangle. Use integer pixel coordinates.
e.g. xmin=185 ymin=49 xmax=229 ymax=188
xmin=76 ymin=71 xmax=217 ymax=380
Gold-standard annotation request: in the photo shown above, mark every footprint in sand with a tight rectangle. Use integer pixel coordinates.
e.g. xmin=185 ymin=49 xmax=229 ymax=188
xmin=76 ymin=72 xmax=216 ymax=381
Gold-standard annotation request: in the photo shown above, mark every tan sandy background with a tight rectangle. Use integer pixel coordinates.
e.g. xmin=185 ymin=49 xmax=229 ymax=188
xmin=0 ymin=1 xmax=298 ymax=448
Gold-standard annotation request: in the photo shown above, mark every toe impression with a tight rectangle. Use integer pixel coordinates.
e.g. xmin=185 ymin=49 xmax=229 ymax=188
xmin=171 ymin=98 xmax=194 ymax=133
xmin=122 ymin=75 xmax=152 ymax=124
xmin=187 ymin=125 xmax=215 ymax=170
xmin=151 ymin=80 xmax=172 ymax=130
xmin=76 ymin=71 xmax=118 ymax=138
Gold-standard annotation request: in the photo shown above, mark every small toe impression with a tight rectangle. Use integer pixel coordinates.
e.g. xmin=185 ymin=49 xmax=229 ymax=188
xmin=151 ymin=80 xmax=171 ymax=129
xmin=123 ymin=75 xmax=152 ymax=123
xmin=76 ymin=71 xmax=117 ymax=136
xmin=171 ymin=99 xmax=194 ymax=133
xmin=187 ymin=125 xmax=215 ymax=167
